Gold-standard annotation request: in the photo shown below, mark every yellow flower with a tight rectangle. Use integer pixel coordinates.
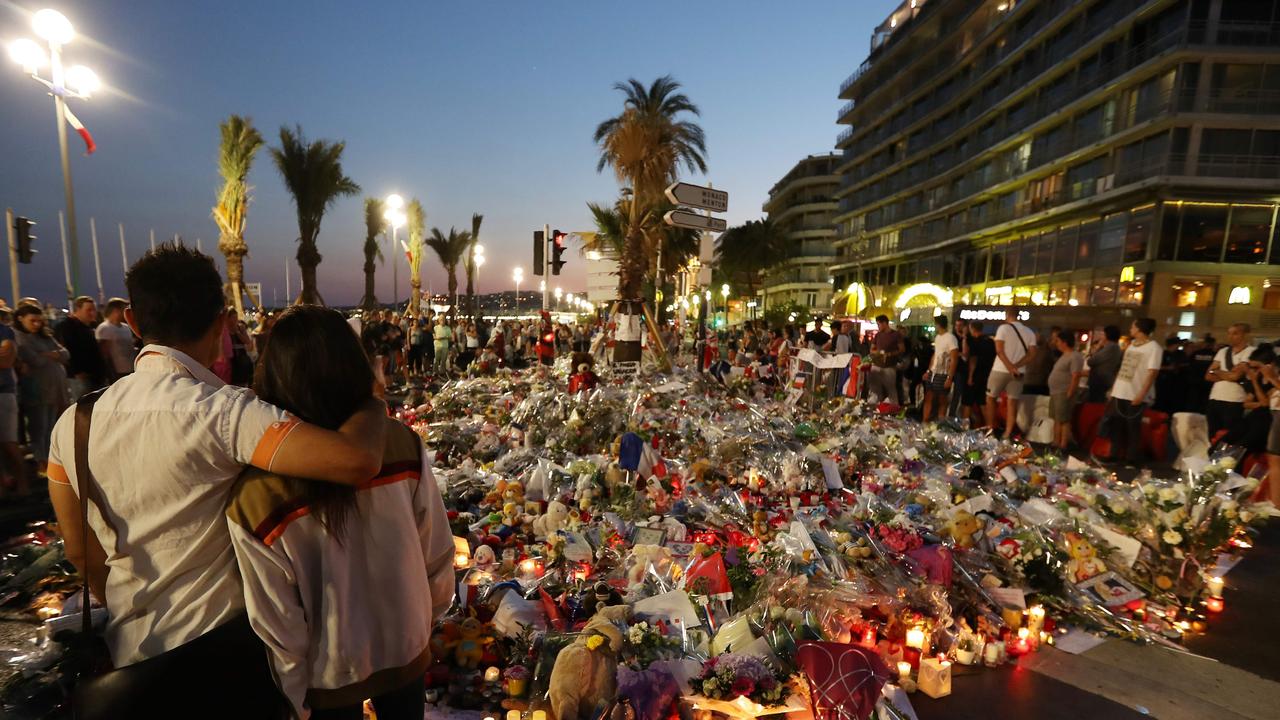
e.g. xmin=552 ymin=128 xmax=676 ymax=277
xmin=586 ymin=635 xmax=605 ymax=651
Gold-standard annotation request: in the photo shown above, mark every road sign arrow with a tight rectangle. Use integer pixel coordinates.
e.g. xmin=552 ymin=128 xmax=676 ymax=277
xmin=664 ymin=209 xmax=728 ymax=233
xmin=664 ymin=182 xmax=728 ymax=213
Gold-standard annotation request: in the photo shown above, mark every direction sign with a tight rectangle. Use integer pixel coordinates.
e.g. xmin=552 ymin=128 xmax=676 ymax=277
xmin=664 ymin=182 xmax=729 ymax=213
xmin=664 ymin=209 xmax=728 ymax=233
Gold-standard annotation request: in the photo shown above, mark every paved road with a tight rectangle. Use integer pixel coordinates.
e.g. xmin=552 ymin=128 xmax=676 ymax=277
xmin=912 ymin=522 xmax=1280 ymax=720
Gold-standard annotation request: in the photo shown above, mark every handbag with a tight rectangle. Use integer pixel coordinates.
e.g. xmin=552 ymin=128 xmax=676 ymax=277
xmin=67 ymin=391 xmax=288 ymax=720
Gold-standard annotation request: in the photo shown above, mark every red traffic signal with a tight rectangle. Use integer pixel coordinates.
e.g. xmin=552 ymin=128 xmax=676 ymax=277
xmin=551 ymin=229 xmax=567 ymax=275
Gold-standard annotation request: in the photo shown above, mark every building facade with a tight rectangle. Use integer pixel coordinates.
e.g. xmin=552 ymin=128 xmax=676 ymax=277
xmin=830 ymin=0 xmax=1280 ymax=338
xmin=762 ymin=154 xmax=841 ymax=311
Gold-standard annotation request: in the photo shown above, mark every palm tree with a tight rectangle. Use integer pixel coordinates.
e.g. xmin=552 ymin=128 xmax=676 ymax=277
xmin=463 ymin=213 xmax=484 ymax=318
xmin=406 ymin=199 xmax=427 ymax=317
xmin=594 ymin=75 xmax=706 ymax=361
xmin=360 ymin=197 xmax=385 ymax=310
xmin=269 ymin=125 xmax=360 ymax=304
xmin=211 ymin=115 xmax=264 ymax=317
xmin=714 ymin=219 xmax=788 ymax=299
xmin=427 ymin=227 xmax=471 ymax=316
xmin=583 ymin=194 xmax=699 ymax=298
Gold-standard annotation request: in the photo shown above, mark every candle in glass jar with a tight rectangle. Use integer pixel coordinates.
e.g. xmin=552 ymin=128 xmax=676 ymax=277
xmin=861 ymin=626 xmax=877 ymax=647
xmin=1206 ymin=576 xmax=1224 ymax=598
xmin=485 ymin=666 xmax=501 ymax=682
xmin=532 ymin=711 xmax=547 ymax=720
xmin=1205 ymin=596 xmax=1224 ymax=613
xmin=905 ymin=626 xmax=927 ymax=650
xmin=507 ymin=711 xmax=522 ymax=720
xmin=897 ymin=661 xmax=912 ymax=681
xmin=1027 ymin=605 xmax=1046 ymax=635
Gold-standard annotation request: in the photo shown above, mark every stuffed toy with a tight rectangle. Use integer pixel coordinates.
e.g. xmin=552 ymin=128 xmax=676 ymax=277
xmin=454 ymin=617 xmax=492 ymax=669
xmin=548 ymin=605 xmax=631 ymax=720
xmin=944 ymin=510 xmax=983 ymax=549
xmin=626 ymin=544 xmax=672 ymax=588
xmin=472 ymin=545 xmax=497 ymax=570
xmin=533 ymin=500 xmax=570 ymax=538
xmin=1065 ymin=533 xmax=1106 ymax=582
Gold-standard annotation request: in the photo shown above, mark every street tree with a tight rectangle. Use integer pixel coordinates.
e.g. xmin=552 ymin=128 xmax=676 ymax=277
xmin=211 ymin=115 xmax=264 ymax=317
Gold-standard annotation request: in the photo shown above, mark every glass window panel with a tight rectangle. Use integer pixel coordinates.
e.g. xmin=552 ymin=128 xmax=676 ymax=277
xmin=1125 ymin=207 xmax=1154 ymax=262
xmin=1092 ymin=275 xmax=1118 ymax=305
xmin=1077 ymin=220 xmax=1100 ymax=268
xmin=1176 ymin=204 xmax=1229 ymax=262
xmin=990 ymin=243 xmax=1007 ymax=281
xmin=1170 ymin=279 xmax=1216 ymax=307
xmin=1096 ymin=213 xmax=1127 ymax=266
xmin=1038 ymin=229 xmax=1057 ymax=275
xmin=1263 ymin=286 xmax=1280 ymax=310
xmin=1049 ymin=284 xmax=1070 ymax=305
xmin=1069 ymin=284 xmax=1091 ymax=306
xmin=1158 ymin=203 xmax=1180 ymax=260
xmin=1118 ymin=279 xmax=1145 ymax=305
xmin=1018 ymin=236 xmax=1037 ymax=278
xmin=1004 ymin=238 xmax=1022 ymax=279
xmin=1054 ymin=224 xmax=1078 ymax=272
xmin=1224 ymin=206 xmax=1274 ymax=263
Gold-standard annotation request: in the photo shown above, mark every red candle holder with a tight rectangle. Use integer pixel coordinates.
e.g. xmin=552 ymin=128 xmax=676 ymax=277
xmin=1205 ymin=597 xmax=1225 ymax=613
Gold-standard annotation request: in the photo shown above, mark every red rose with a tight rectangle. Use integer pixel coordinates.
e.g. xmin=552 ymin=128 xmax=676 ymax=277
xmin=731 ymin=678 xmax=756 ymax=697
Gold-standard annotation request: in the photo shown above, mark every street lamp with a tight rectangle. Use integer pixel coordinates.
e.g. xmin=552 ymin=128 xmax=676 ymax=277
xmin=472 ymin=243 xmax=486 ymax=308
xmin=554 ymin=286 xmax=563 ymax=308
xmin=512 ymin=267 xmax=524 ymax=315
xmin=10 ymin=8 xmax=102 ymax=297
xmin=383 ymin=194 xmax=406 ymax=309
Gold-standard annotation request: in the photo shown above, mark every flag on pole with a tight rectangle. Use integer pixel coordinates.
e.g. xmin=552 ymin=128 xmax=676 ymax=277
xmin=400 ymin=239 xmax=412 ymax=264
xmin=64 ymin=107 xmax=96 ymax=155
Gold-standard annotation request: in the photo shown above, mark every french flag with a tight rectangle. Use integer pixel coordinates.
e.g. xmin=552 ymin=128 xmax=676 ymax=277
xmin=400 ymin=238 xmax=412 ymax=264
xmin=64 ymin=107 xmax=96 ymax=155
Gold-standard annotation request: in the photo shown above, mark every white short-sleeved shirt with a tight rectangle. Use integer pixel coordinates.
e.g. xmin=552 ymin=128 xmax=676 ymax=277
xmin=94 ymin=321 xmax=137 ymax=375
xmin=47 ymin=345 xmax=297 ymax=667
xmin=992 ymin=322 xmax=1036 ymax=375
xmin=1111 ymin=340 xmax=1162 ymax=403
xmin=1210 ymin=346 xmax=1255 ymax=403
xmin=930 ymin=331 xmax=959 ymax=375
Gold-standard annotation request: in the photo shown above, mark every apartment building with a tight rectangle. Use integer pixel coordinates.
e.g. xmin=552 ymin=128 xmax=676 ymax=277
xmin=761 ymin=153 xmax=841 ymax=311
xmin=830 ymin=0 xmax=1280 ymax=337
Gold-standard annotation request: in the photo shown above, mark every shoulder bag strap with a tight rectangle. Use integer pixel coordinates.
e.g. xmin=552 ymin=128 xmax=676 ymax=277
xmin=73 ymin=389 xmax=108 ymax=636
xmin=1004 ymin=323 xmax=1030 ymax=356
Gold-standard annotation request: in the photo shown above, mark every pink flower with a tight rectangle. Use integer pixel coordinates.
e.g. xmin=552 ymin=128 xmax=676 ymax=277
xmin=731 ymin=677 xmax=756 ymax=697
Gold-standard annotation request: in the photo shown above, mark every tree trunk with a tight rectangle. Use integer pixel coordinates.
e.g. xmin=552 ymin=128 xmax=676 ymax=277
xmin=224 ymin=250 xmax=246 ymax=318
xmin=360 ymin=254 xmax=379 ymax=310
xmin=448 ymin=274 xmax=458 ymax=318
xmin=410 ymin=278 xmax=421 ymax=318
xmin=465 ymin=262 xmax=476 ymax=319
xmin=613 ymin=224 xmax=647 ymax=365
xmin=297 ymin=238 xmax=322 ymax=305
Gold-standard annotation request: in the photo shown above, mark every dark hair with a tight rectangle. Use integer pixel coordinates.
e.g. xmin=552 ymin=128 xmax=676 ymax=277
xmin=935 ymin=315 xmax=948 ymax=330
xmin=254 ymin=305 xmax=376 ymax=539
xmin=969 ymin=322 xmax=984 ymax=334
xmin=875 ymin=314 xmax=889 ymax=324
xmin=13 ymin=304 xmax=44 ymax=333
xmin=1103 ymin=325 xmax=1121 ymax=342
xmin=1134 ymin=317 xmax=1157 ymax=337
xmin=1055 ymin=329 xmax=1076 ymax=348
xmin=1252 ymin=342 xmax=1275 ymax=365
xmin=125 ymin=244 xmax=225 ymax=345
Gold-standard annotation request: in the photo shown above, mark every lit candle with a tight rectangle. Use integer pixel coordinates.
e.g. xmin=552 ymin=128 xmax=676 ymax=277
xmin=507 ymin=711 xmax=522 ymax=720
xmin=1207 ymin=576 xmax=1224 ymax=598
xmin=455 ymin=552 xmax=472 ymax=569
xmin=1027 ymin=605 xmax=1046 ymax=635
xmin=1206 ymin=597 xmax=1225 ymax=613
xmin=905 ymin=626 xmax=926 ymax=650
xmin=484 ymin=666 xmax=501 ymax=682
xmin=897 ymin=661 xmax=912 ymax=681
xmin=861 ymin=627 xmax=877 ymax=647
xmin=532 ymin=711 xmax=548 ymax=720
xmin=983 ymin=641 xmax=1001 ymax=666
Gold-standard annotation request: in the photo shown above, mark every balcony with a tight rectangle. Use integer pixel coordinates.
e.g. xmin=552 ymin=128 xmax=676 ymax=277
xmin=1182 ymin=153 xmax=1280 ymax=180
xmin=1202 ymin=89 xmax=1280 ymax=115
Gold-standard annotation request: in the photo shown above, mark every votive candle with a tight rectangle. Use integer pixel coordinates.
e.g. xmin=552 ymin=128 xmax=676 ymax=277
xmin=1207 ymin=576 xmax=1224 ymax=598
xmin=897 ymin=661 xmax=912 ymax=681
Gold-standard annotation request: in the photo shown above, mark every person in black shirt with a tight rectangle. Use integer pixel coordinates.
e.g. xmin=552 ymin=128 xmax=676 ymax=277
xmin=1183 ymin=334 xmax=1217 ymax=415
xmin=1155 ymin=336 xmax=1189 ymax=414
xmin=804 ymin=317 xmax=830 ymax=349
xmin=54 ymin=296 xmax=105 ymax=401
xmin=964 ymin=322 xmax=997 ymax=427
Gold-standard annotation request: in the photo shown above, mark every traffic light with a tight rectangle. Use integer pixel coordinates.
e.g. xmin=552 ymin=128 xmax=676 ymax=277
xmin=13 ymin=217 xmax=36 ymax=264
xmin=533 ymin=230 xmax=545 ymax=276
xmin=551 ymin=229 xmax=567 ymax=276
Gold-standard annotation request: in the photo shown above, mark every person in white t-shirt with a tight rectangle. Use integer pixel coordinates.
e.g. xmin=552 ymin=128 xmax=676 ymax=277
xmin=923 ymin=315 xmax=959 ymax=422
xmin=94 ymin=297 xmax=137 ymax=381
xmin=1103 ymin=317 xmax=1162 ymax=465
xmin=1204 ymin=322 xmax=1254 ymax=438
xmin=985 ymin=308 xmax=1037 ymax=438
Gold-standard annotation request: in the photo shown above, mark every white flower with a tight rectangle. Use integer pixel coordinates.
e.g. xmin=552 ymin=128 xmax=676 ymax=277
xmin=1219 ymin=457 xmax=1237 ymax=470
xmin=1162 ymin=530 xmax=1183 ymax=545
xmin=1157 ymin=488 xmax=1179 ymax=503
xmin=1108 ymin=501 xmax=1127 ymax=515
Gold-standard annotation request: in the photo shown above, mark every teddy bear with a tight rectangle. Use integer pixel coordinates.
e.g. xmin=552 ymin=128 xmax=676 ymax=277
xmin=472 ymin=544 xmax=497 ymax=570
xmin=484 ymin=479 xmax=509 ymax=508
xmin=548 ymin=605 xmax=632 ymax=720
xmin=944 ymin=510 xmax=983 ymax=549
xmin=626 ymin=544 xmax=672 ymax=588
xmin=429 ymin=618 xmax=461 ymax=665
xmin=533 ymin=500 xmax=570 ymax=539
xmin=503 ymin=481 xmax=526 ymax=507
xmin=454 ymin=617 xmax=492 ymax=669
xmin=1065 ymin=533 xmax=1107 ymax=582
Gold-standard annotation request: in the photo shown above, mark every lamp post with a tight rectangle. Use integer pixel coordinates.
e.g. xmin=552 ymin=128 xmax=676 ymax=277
xmin=512 ymin=267 xmax=524 ymax=316
xmin=471 ymin=243 xmax=485 ymax=316
xmin=9 ymin=9 xmax=101 ymax=297
xmin=721 ymin=283 xmax=730 ymax=326
xmin=554 ymin=286 xmax=563 ymax=310
xmin=383 ymin=193 xmax=406 ymax=310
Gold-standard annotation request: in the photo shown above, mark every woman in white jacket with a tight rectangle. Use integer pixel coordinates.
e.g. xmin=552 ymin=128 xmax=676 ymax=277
xmin=227 ymin=306 xmax=455 ymax=719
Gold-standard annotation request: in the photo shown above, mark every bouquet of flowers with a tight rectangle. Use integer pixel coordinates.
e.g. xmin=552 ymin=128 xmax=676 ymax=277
xmin=690 ymin=653 xmax=790 ymax=706
xmin=622 ymin=620 xmax=683 ymax=670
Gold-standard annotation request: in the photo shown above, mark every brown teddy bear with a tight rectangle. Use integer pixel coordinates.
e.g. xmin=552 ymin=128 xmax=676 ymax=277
xmin=548 ymin=604 xmax=631 ymax=720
